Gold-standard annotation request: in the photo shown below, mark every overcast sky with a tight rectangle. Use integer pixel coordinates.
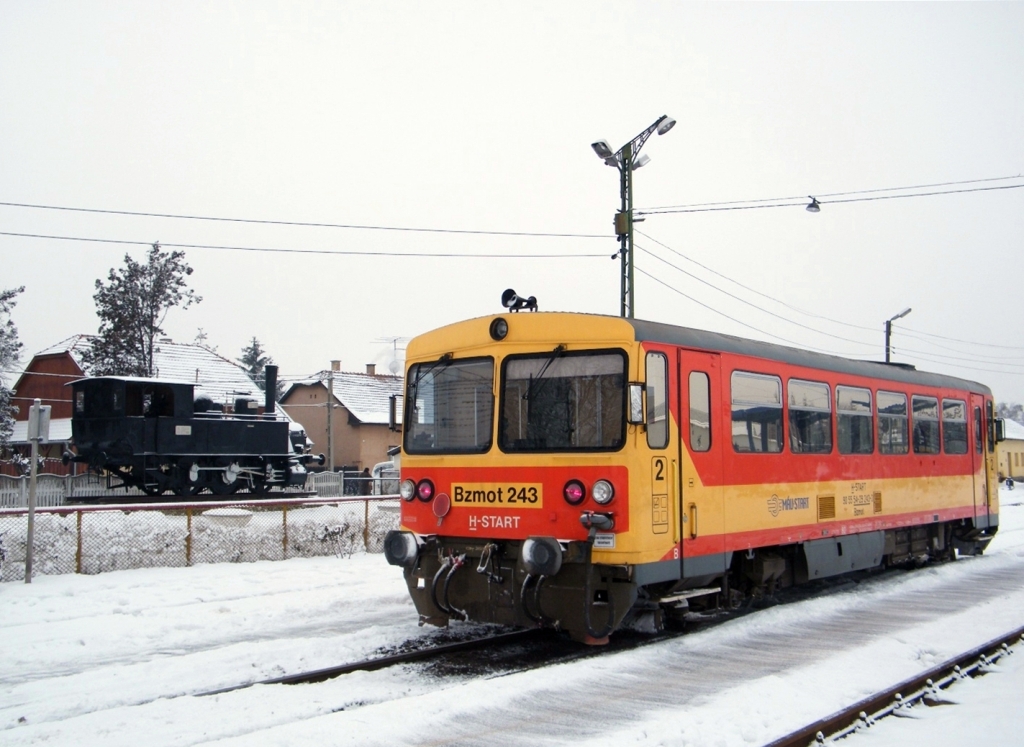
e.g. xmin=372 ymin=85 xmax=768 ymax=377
xmin=2 ymin=2 xmax=1022 ymax=400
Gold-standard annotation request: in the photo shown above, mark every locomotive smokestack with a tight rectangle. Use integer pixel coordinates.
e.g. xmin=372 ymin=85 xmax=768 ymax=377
xmin=264 ymin=365 xmax=278 ymax=416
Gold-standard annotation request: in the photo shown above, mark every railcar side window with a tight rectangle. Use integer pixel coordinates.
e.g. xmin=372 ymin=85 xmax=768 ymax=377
xmin=788 ymin=379 xmax=831 ymax=454
xmin=646 ymin=352 xmax=669 ymax=449
xmin=877 ymin=391 xmax=909 ymax=455
xmin=912 ymin=395 xmax=940 ymax=454
xmin=837 ymin=386 xmax=873 ymax=454
xmin=689 ymin=372 xmax=711 ymax=452
xmin=942 ymin=399 xmax=968 ymax=454
xmin=499 ymin=350 xmax=626 ymax=452
xmin=731 ymin=371 xmax=783 ymax=453
xmin=405 ymin=357 xmax=494 ymax=454
xmin=975 ymin=406 xmax=983 ymax=454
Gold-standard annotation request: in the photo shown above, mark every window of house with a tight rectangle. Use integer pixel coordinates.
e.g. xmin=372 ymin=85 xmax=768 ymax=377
xmin=689 ymin=371 xmax=711 ymax=452
xmin=878 ymin=391 xmax=909 ymax=455
xmin=731 ymin=371 xmax=783 ymax=453
xmin=837 ymin=386 xmax=873 ymax=454
xmin=646 ymin=352 xmax=669 ymax=449
xmin=912 ymin=395 xmax=940 ymax=454
xmin=788 ymin=379 xmax=831 ymax=454
xmin=942 ymin=399 xmax=968 ymax=455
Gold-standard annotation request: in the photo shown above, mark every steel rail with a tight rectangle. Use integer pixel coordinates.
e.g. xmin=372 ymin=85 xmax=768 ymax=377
xmin=198 ymin=629 xmax=542 ymax=696
xmin=764 ymin=625 xmax=1024 ymax=747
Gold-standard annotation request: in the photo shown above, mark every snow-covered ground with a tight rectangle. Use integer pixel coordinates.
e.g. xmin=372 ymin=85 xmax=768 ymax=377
xmin=2 ymin=488 xmax=1023 ymax=746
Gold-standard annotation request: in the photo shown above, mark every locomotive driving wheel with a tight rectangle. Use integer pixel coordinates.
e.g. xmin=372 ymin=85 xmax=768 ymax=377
xmin=249 ymin=478 xmax=272 ymax=495
xmin=210 ymin=458 xmax=241 ymax=495
xmin=174 ymin=458 xmax=203 ymax=497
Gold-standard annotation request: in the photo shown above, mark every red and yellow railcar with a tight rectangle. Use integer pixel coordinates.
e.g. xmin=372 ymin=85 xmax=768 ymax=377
xmin=384 ymin=311 xmax=1001 ymax=643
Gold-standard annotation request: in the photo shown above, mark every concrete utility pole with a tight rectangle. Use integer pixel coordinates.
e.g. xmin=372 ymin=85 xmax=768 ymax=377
xmin=327 ymin=362 xmax=339 ymax=472
xmin=885 ymin=308 xmax=912 ymax=363
xmin=590 ymin=115 xmax=676 ymax=318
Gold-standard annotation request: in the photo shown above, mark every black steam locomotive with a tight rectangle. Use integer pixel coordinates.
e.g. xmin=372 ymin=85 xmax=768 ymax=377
xmin=65 ymin=366 xmax=320 ymax=497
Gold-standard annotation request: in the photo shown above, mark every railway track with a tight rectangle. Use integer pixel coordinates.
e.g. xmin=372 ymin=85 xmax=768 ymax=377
xmin=196 ymin=567 xmax=916 ymax=700
xmin=765 ymin=624 xmax=1024 ymax=747
xmin=198 ymin=629 xmax=545 ymax=696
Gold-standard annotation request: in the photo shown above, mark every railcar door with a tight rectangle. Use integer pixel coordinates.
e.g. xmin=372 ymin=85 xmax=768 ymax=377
xmin=970 ymin=393 xmax=990 ymax=527
xmin=677 ymin=350 xmax=726 ymax=580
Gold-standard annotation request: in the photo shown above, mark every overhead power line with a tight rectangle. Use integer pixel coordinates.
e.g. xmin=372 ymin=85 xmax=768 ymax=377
xmin=641 ymin=174 xmax=1024 ymax=211
xmin=0 ymin=231 xmax=606 ymax=259
xmin=638 ymin=181 xmax=1024 ymax=216
xmin=637 ymin=230 xmax=1024 ymax=371
xmin=637 ymin=230 xmax=879 ymax=334
xmin=635 ymin=242 xmax=876 ymax=349
xmin=0 ymin=200 xmax=606 ymax=240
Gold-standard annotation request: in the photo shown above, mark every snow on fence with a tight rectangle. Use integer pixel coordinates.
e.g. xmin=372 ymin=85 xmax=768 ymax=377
xmin=0 ymin=495 xmax=401 ymax=582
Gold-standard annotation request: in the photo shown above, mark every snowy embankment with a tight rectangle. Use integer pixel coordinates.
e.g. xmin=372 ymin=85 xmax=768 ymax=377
xmin=1 ymin=489 xmax=1022 ymax=746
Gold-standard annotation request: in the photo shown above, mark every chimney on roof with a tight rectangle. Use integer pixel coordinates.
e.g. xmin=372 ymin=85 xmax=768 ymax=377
xmin=366 ymin=363 xmax=376 ymax=376
xmin=331 ymin=360 xmax=341 ymax=372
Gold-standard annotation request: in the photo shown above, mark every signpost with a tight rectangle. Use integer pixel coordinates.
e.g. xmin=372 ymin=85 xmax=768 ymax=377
xmin=25 ymin=398 xmax=51 ymax=584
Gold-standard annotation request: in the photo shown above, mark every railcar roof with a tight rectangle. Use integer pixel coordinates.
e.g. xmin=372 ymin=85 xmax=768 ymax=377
xmin=628 ymin=317 xmax=991 ymax=396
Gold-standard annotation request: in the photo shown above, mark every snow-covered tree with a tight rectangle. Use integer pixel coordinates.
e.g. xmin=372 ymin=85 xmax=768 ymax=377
xmin=1 ymin=286 xmax=25 ymax=453
xmin=239 ymin=337 xmax=283 ymax=399
xmin=997 ymin=402 xmax=1024 ymax=427
xmin=84 ymin=243 xmax=201 ymax=376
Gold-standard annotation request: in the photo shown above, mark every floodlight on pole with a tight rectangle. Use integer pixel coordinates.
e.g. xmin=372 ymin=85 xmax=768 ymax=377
xmin=885 ymin=307 xmax=912 ymax=363
xmin=590 ymin=114 xmax=676 ymax=318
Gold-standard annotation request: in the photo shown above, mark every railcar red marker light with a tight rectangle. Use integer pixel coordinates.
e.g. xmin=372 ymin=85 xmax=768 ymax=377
xmin=563 ymin=480 xmax=585 ymax=505
xmin=416 ymin=479 xmax=435 ymax=502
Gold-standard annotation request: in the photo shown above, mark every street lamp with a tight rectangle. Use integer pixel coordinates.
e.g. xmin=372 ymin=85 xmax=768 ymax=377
xmin=591 ymin=115 xmax=676 ymax=318
xmin=885 ymin=308 xmax=912 ymax=363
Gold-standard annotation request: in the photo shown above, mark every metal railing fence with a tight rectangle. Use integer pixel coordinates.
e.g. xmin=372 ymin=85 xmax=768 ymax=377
xmin=0 ymin=470 xmax=400 ymax=507
xmin=0 ymin=495 xmax=401 ymax=582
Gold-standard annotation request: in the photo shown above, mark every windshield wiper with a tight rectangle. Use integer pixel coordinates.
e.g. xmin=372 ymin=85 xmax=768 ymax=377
xmin=523 ymin=344 xmax=567 ymax=402
xmin=406 ymin=353 xmax=453 ymax=418
xmin=411 ymin=353 xmax=453 ymax=389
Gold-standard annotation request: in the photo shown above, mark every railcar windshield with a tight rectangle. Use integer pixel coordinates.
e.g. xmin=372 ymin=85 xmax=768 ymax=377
xmin=499 ymin=350 xmax=626 ymax=452
xmin=404 ymin=357 xmax=494 ymax=454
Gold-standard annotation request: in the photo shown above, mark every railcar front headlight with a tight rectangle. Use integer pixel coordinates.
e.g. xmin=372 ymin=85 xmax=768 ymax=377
xmin=592 ymin=479 xmax=615 ymax=505
xmin=400 ymin=479 xmax=416 ymax=501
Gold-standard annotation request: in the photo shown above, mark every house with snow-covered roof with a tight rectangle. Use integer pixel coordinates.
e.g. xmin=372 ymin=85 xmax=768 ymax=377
xmin=2 ymin=335 xmax=276 ymax=475
xmin=997 ymin=418 xmax=1024 ymax=483
xmin=280 ymin=363 xmax=402 ymax=473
